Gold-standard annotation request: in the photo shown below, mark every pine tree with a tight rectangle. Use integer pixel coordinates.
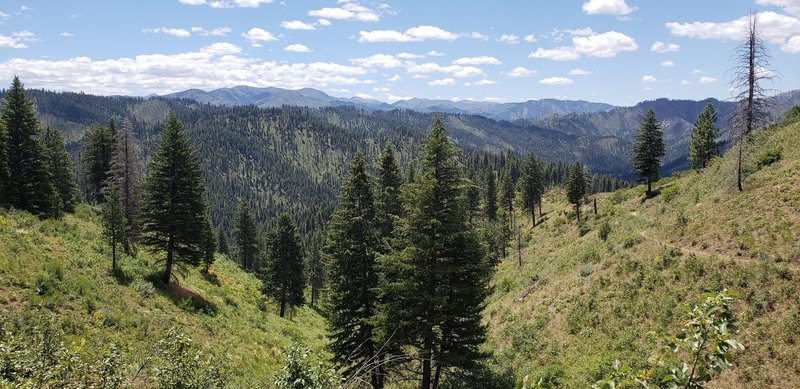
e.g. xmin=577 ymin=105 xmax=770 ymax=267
xmin=110 ymin=118 xmax=143 ymax=253
xmin=483 ymin=168 xmax=498 ymax=222
xmin=234 ymin=200 xmax=259 ymax=272
xmin=140 ymin=113 xmax=208 ymax=284
xmin=0 ymin=122 xmax=9 ymax=207
xmin=1 ymin=77 xmax=57 ymax=217
xmin=42 ymin=127 xmax=77 ymax=214
xmin=217 ymin=228 xmax=229 ymax=255
xmin=102 ymin=181 xmax=126 ymax=271
xmin=378 ymin=116 xmax=490 ymax=389
xmin=566 ymin=162 xmax=586 ymax=222
xmin=323 ymin=152 xmax=383 ymax=388
xmin=201 ymin=216 xmax=216 ymax=273
xmin=81 ymin=122 xmax=116 ymax=204
xmin=632 ymin=108 xmax=665 ymax=196
xmin=306 ymin=229 xmax=325 ymax=308
xmin=689 ymin=103 xmax=719 ymax=170
xmin=376 ymin=144 xmax=403 ymax=245
xmin=499 ymin=169 xmax=515 ymax=257
xmin=519 ymin=153 xmax=544 ymax=226
xmin=262 ymin=213 xmax=305 ymax=318
xmin=465 ymin=167 xmax=481 ymax=223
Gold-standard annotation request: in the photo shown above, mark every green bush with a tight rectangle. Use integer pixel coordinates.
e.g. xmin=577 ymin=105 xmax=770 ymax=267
xmin=153 ymin=328 xmax=226 ymax=388
xmin=783 ymin=104 xmax=800 ymax=124
xmin=132 ymin=279 xmax=157 ymax=299
xmin=598 ymin=221 xmax=611 ymax=241
xmin=274 ymin=344 xmax=339 ymax=389
xmin=756 ymin=148 xmax=782 ymax=169
xmin=578 ymin=223 xmax=591 ymax=237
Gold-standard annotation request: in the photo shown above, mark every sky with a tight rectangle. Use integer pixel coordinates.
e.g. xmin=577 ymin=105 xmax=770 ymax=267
xmin=0 ymin=0 xmax=798 ymax=106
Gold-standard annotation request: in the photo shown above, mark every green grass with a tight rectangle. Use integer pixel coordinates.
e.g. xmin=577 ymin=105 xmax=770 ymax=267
xmin=484 ymin=118 xmax=800 ymax=388
xmin=0 ymin=205 xmax=328 ymax=387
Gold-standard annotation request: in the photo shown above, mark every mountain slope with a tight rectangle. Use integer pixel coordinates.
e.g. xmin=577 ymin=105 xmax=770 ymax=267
xmin=0 ymin=205 xmax=328 ymax=387
xmin=484 ymin=115 xmax=800 ymax=387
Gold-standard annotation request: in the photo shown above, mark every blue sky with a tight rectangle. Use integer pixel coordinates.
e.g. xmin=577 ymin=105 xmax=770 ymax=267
xmin=0 ymin=0 xmax=798 ymax=106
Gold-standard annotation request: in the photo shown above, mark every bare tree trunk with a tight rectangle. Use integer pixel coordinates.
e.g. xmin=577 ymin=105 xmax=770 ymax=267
xmin=162 ymin=234 xmax=174 ymax=284
xmin=432 ymin=363 xmax=442 ymax=389
xmin=112 ymin=235 xmax=117 ymax=271
xmin=593 ymin=198 xmax=597 ymax=215
xmin=421 ymin=349 xmax=432 ymax=389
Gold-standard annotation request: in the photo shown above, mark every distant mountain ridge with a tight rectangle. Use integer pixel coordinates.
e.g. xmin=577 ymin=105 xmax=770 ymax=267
xmin=164 ymin=86 xmax=614 ymax=121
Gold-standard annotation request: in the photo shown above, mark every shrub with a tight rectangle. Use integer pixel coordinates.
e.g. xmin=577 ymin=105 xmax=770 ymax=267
xmin=274 ymin=344 xmax=339 ymax=389
xmin=598 ymin=221 xmax=611 ymax=241
xmin=132 ymin=279 xmax=157 ymax=299
xmin=784 ymin=104 xmax=800 ymax=124
xmin=578 ymin=223 xmax=591 ymax=237
xmin=580 ymin=265 xmax=594 ymax=277
xmin=755 ymin=148 xmax=782 ymax=169
xmin=153 ymin=328 xmax=226 ymax=388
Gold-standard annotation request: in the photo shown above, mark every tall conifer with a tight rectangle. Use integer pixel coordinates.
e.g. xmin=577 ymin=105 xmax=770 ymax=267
xmin=632 ymin=108 xmax=665 ymax=196
xmin=81 ymin=122 xmax=115 ymax=204
xmin=234 ymin=200 xmax=259 ymax=271
xmin=42 ymin=127 xmax=77 ymax=214
xmin=262 ymin=213 xmax=305 ymax=317
xmin=689 ymin=103 xmax=719 ymax=170
xmin=566 ymin=162 xmax=586 ymax=222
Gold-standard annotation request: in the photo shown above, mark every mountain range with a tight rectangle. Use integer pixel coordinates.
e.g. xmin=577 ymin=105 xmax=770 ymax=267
xmin=164 ymin=86 xmax=615 ymax=121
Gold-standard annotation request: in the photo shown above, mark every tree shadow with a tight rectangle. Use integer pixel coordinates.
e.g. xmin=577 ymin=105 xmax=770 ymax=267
xmin=110 ymin=267 xmax=133 ymax=286
xmin=165 ymin=282 xmax=218 ymax=316
xmin=202 ymin=270 xmax=221 ymax=287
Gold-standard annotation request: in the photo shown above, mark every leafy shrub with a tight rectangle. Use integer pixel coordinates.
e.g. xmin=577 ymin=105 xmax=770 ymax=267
xmin=578 ymin=223 xmax=591 ymax=237
xmin=274 ymin=344 xmax=339 ymax=389
xmin=153 ymin=328 xmax=226 ymax=388
xmin=622 ymin=235 xmax=643 ymax=249
xmin=755 ymin=148 xmax=782 ymax=169
xmin=783 ymin=104 xmax=800 ymax=124
xmin=580 ymin=265 xmax=594 ymax=277
xmin=661 ymin=185 xmax=679 ymax=203
xmin=132 ymin=279 xmax=157 ymax=298
xmin=598 ymin=221 xmax=611 ymax=241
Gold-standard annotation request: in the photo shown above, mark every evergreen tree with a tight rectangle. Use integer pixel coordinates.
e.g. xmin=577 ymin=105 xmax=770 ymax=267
xmin=306 ymin=229 xmax=325 ymax=307
xmin=42 ymin=127 xmax=77 ymax=214
xmin=465 ymin=168 xmax=481 ymax=223
xmin=519 ymin=153 xmax=544 ymax=226
xmin=81 ymin=122 xmax=116 ymax=204
xmin=234 ymin=200 xmax=259 ymax=271
xmin=376 ymin=144 xmax=403 ymax=244
xmin=566 ymin=162 xmax=586 ymax=222
xmin=631 ymin=108 xmax=665 ymax=196
xmin=262 ymin=213 xmax=305 ymax=318
xmin=0 ymin=122 xmax=10 ymax=207
xmin=1 ymin=77 xmax=57 ymax=217
xmin=140 ymin=113 xmax=208 ymax=284
xmin=323 ymin=152 xmax=384 ymax=388
xmin=110 ymin=118 xmax=143 ymax=253
xmin=378 ymin=116 xmax=490 ymax=389
xmin=498 ymin=169 xmax=515 ymax=257
xmin=217 ymin=228 xmax=229 ymax=255
xmin=102 ymin=181 xmax=126 ymax=271
xmin=689 ymin=103 xmax=719 ymax=170
xmin=201 ymin=216 xmax=216 ymax=273
xmin=483 ymin=169 xmax=498 ymax=222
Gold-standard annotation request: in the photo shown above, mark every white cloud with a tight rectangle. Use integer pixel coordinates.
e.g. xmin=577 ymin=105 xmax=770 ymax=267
xmin=0 ymin=43 xmax=373 ymax=95
xmin=317 ymin=18 xmax=332 ymax=26
xmin=530 ymin=31 xmax=637 ymax=60
xmin=12 ymin=31 xmax=39 ymax=42
xmin=191 ymin=26 xmax=231 ymax=36
xmin=387 ymin=74 xmax=402 ymax=82
xmin=573 ymin=31 xmax=638 ymax=57
xmin=358 ymin=25 xmax=458 ymax=43
xmin=582 ymin=0 xmax=636 ymax=15
xmin=642 ymin=75 xmax=657 ymax=83
xmin=143 ymin=27 xmax=191 ymax=38
xmin=178 ymin=0 xmax=207 ymax=4
xmin=284 ymin=43 xmax=311 ymax=53
xmin=0 ymin=11 xmax=10 ymax=20
xmin=666 ymin=11 xmax=800 ymax=53
xmin=209 ymin=0 xmax=273 ymax=8
xmin=470 ymin=79 xmax=495 ymax=86
xmin=651 ymin=41 xmax=680 ymax=53
xmin=498 ymin=34 xmax=519 ymax=44
xmin=281 ymin=20 xmax=315 ymax=30
xmin=506 ymin=66 xmax=536 ymax=77
xmin=661 ymin=60 xmax=675 ymax=67
xmin=396 ymin=52 xmax=424 ymax=59
xmin=427 ymin=50 xmax=444 ymax=56
xmin=756 ymin=0 xmax=800 ymax=16
xmin=524 ymin=34 xmax=537 ymax=42
xmin=406 ymin=63 xmax=483 ymax=78
xmin=60 ymin=32 xmax=75 ymax=37
xmin=350 ymin=54 xmax=403 ymax=68
xmin=699 ymin=76 xmax=718 ymax=84
xmin=241 ymin=28 xmax=278 ymax=47
xmin=0 ymin=34 xmax=26 ymax=49
xmin=782 ymin=35 xmax=800 ymax=53
xmin=569 ymin=68 xmax=591 ymax=75
xmin=529 ymin=47 xmax=581 ymax=61
xmin=680 ymin=80 xmax=694 ymax=86
xmin=465 ymin=32 xmax=489 ymax=40
xmin=428 ymin=78 xmax=455 ymax=86
xmin=308 ymin=2 xmax=380 ymax=23
xmin=539 ymin=77 xmax=574 ymax=85
xmin=452 ymin=56 xmax=501 ymax=65
xmin=484 ymin=97 xmax=506 ymax=102
xmin=692 ymin=69 xmax=704 ymax=75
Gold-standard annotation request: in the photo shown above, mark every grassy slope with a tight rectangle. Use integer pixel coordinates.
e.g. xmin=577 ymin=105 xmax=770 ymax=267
xmin=0 ymin=206 xmax=328 ymax=387
xmin=485 ymin=118 xmax=800 ymax=388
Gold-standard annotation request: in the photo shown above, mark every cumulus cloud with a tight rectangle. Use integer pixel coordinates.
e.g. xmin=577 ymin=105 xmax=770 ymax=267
xmin=60 ymin=32 xmax=75 ymax=37
xmin=428 ymin=78 xmax=455 ymax=86
xmin=651 ymin=41 xmax=680 ymax=53
xmin=465 ymin=32 xmax=489 ymax=40
xmin=783 ymin=35 xmax=800 ymax=53
xmin=680 ymin=80 xmax=694 ymax=86
xmin=308 ymin=2 xmax=380 ymax=23
xmin=0 ymin=34 xmax=27 ymax=49
xmin=358 ymin=25 xmax=458 ymax=43
xmin=539 ymin=77 xmax=574 ymax=85
xmin=179 ymin=0 xmax=274 ymax=7
xmin=281 ymin=20 xmax=315 ymax=30
xmin=406 ymin=62 xmax=483 ymax=78
xmin=350 ymin=53 xmax=404 ymax=68
xmin=0 ymin=43 xmax=376 ymax=95
xmin=452 ymin=56 xmax=502 ymax=65
xmin=666 ymin=11 xmax=800 ymax=52
xmin=661 ymin=60 xmax=675 ymax=67
xmin=191 ymin=26 xmax=232 ymax=36
xmin=284 ymin=43 xmax=311 ymax=52
xmin=569 ymin=69 xmax=591 ymax=76
xmin=427 ymin=50 xmax=444 ymax=56
xmin=144 ymin=27 xmax=192 ymax=38
xmin=498 ymin=34 xmax=519 ymax=44
xmin=317 ymin=18 xmax=332 ymax=26
xmin=241 ymin=28 xmax=278 ymax=47
xmin=530 ymin=31 xmax=637 ymax=60
xmin=756 ymin=0 xmax=800 ymax=16
xmin=699 ymin=76 xmax=718 ymax=84
xmin=465 ymin=79 xmax=495 ymax=86
xmin=642 ymin=75 xmax=657 ymax=83
xmin=524 ymin=34 xmax=537 ymax=42
xmin=582 ymin=0 xmax=636 ymax=15
xmin=396 ymin=52 xmax=424 ymax=59
xmin=387 ymin=74 xmax=402 ymax=82
xmin=505 ymin=66 xmax=536 ymax=77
